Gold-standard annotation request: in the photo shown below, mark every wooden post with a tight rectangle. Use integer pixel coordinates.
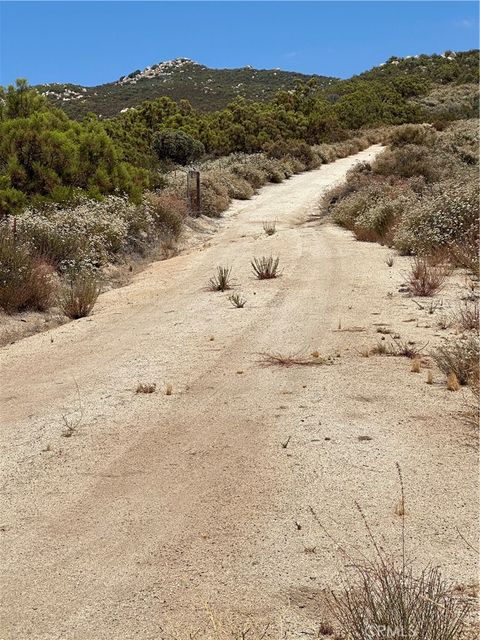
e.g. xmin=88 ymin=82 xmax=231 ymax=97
xmin=187 ymin=170 xmax=201 ymax=216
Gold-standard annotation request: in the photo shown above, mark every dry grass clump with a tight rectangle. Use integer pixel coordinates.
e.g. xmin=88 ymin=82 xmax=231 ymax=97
xmin=262 ymin=220 xmax=277 ymax=236
xmin=0 ymin=231 xmax=55 ymax=313
xmin=208 ymin=266 xmax=233 ymax=292
xmin=431 ymin=334 xmax=480 ymax=386
xmin=136 ymin=382 xmax=156 ymax=394
xmin=407 ymin=256 xmax=449 ymax=297
xmin=258 ymin=351 xmax=330 ymax=367
xmin=331 ymin=558 xmax=472 ymax=639
xmin=59 ymin=271 xmax=101 ymax=319
xmin=251 ymin=255 xmax=280 ymax=279
xmin=320 ymin=466 xmax=474 ymax=640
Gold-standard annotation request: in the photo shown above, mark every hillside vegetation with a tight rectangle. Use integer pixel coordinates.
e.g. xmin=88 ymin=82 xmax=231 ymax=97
xmin=0 ymin=49 xmax=478 ymax=322
xmin=36 ymin=51 xmax=478 ymax=119
xmin=38 ymin=58 xmax=336 ymax=118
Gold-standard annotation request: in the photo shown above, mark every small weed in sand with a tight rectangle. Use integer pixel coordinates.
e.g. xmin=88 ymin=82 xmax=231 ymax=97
xmin=411 ymin=357 xmax=421 ymax=373
xmin=228 ymin=293 xmax=246 ymax=308
xmin=258 ymin=351 xmax=329 ymax=367
xmin=208 ymin=266 xmax=232 ymax=292
xmin=251 ymin=255 xmax=280 ymax=279
xmin=281 ymin=436 xmax=291 ymax=449
xmin=165 ymin=383 xmax=173 ymax=396
xmin=389 ymin=338 xmax=425 ymax=359
xmin=386 ymin=255 xmax=394 ymax=267
xmin=426 ymin=370 xmax=434 ymax=384
xmin=263 ymin=220 xmax=277 ymax=236
xmin=447 ymin=372 xmax=461 ymax=392
xmin=303 ymin=545 xmax=317 ymax=554
xmin=376 ymin=326 xmax=392 ymax=335
xmin=136 ymin=383 xmax=156 ymax=394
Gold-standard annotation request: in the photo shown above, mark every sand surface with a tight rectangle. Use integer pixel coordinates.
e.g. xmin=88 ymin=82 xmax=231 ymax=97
xmin=0 ymin=146 xmax=477 ymax=638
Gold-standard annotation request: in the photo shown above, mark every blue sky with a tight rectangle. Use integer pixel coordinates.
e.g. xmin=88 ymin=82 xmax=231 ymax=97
xmin=0 ymin=1 xmax=478 ymax=86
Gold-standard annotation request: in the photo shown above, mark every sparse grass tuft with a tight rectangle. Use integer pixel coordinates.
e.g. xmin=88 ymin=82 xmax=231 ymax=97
xmin=228 ymin=292 xmax=247 ymax=308
xmin=262 ymin=220 xmax=277 ymax=236
xmin=407 ymin=256 xmax=448 ymax=297
xmin=251 ymin=255 xmax=280 ymax=279
xmin=136 ymin=382 xmax=156 ymax=394
xmin=208 ymin=266 xmax=232 ymax=291
xmin=59 ymin=271 xmax=101 ymax=319
xmin=165 ymin=383 xmax=173 ymax=395
xmin=386 ymin=254 xmax=394 ymax=267
xmin=455 ymin=299 xmax=479 ymax=333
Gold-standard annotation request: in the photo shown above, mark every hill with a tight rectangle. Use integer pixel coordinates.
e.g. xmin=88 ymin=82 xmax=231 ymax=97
xmin=37 ymin=58 xmax=336 ymax=118
xmin=35 ymin=51 xmax=479 ymax=120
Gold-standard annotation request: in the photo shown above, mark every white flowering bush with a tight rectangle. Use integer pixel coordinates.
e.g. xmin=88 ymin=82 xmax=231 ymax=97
xmin=393 ymin=176 xmax=479 ymax=257
xmin=15 ymin=195 xmax=177 ymax=269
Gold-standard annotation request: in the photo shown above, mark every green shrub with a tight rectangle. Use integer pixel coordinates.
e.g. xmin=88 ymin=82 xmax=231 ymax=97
xmin=372 ymin=145 xmax=444 ymax=182
xmin=153 ymin=129 xmax=205 ymax=165
xmin=389 ymin=124 xmax=436 ymax=148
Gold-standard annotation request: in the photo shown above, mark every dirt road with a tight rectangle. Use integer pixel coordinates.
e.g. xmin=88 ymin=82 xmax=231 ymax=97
xmin=1 ymin=146 xmax=477 ymax=638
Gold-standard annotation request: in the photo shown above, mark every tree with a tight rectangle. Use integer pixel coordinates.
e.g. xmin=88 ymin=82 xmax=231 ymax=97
xmin=152 ymin=129 xmax=205 ymax=165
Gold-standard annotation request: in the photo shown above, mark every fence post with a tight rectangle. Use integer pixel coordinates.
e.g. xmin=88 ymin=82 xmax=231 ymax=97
xmin=187 ymin=170 xmax=201 ymax=216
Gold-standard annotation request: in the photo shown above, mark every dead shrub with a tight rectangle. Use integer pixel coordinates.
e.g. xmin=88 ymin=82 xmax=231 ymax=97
xmin=330 ymin=557 xmax=471 ymax=640
xmin=0 ymin=233 xmax=55 ymax=313
xmin=208 ymin=266 xmax=232 ymax=292
xmin=321 ymin=467 xmax=473 ymax=640
xmin=251 ymin=255 xmax=280 ymax=279
xmin=455 ymin=299 xmax=479 ymax=332
xmin=407 ymin=256 xmax=448 ymax=297
xmin=431 ymin=334 xmax=480 ymax=386
xmin=59 ymin=271 xmax=101 ymax=319
xmin=147 ymin=193 xmax=187 ymax=240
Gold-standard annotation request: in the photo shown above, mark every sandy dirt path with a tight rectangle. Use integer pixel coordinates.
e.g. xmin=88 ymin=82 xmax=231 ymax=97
xmin=0 ymin=146 xmax=477 ymax=639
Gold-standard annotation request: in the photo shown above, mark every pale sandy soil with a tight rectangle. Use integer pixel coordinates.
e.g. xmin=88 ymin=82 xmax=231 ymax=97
xmin=0 ymin=146 xmax=478 ymax=639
